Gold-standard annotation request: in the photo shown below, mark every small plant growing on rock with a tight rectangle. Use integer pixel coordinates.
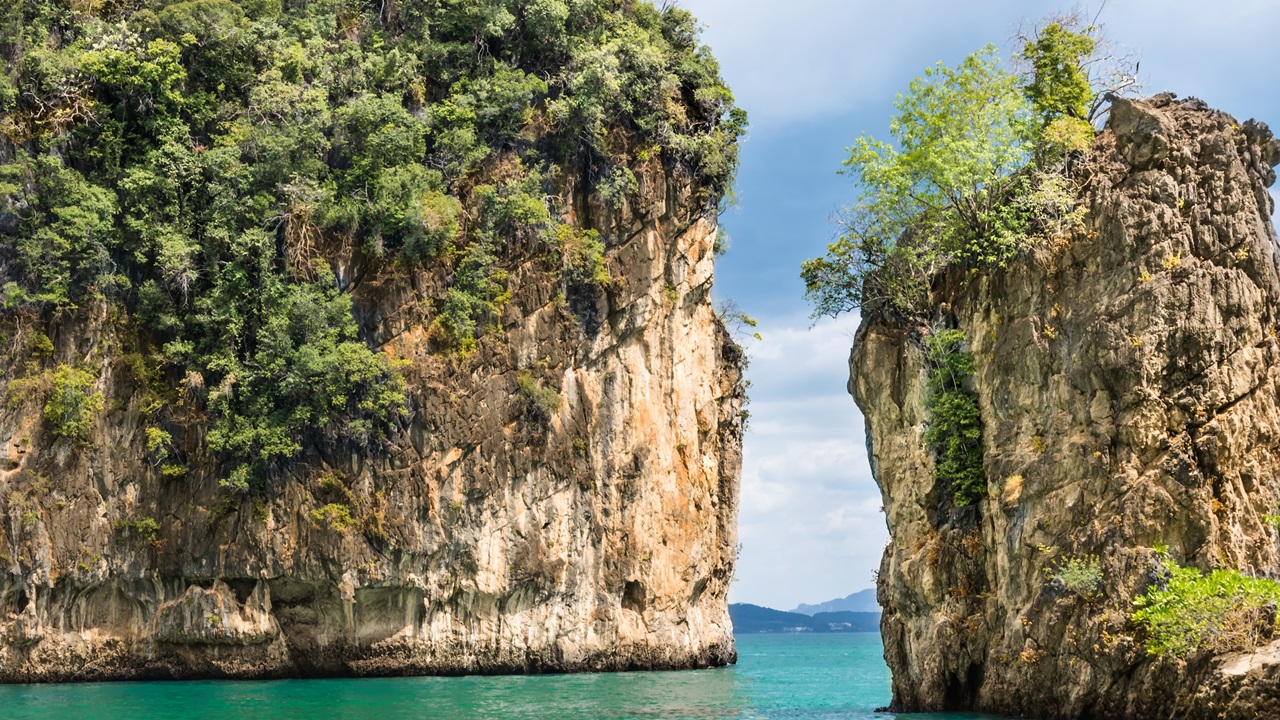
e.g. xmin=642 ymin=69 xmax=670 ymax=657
xmin=923 ymin=329 xmax=986 ymax=507
xmin=1018 ymin=647 xmax=1046 ymax=664
xmin=554 ymin=225 xmax=610 ymax=291
xmin=207 ymin=495 xmax=239 ymax=526
xmin=26 ymin=332 xmax=53 ymax=359
xmin=311 ymin=503 xmax=355 ymax=533
xmin=1049 ymin=555 xmax=1102 ymax=597
xmin=1132 ymin=549 xmax=1280 ymax=658
xmin=1001 ymin=474 xmax=1025 ymax=508
xmin=145 ymin=427 xmax=171 ymax=458
xmin=115 ymin=516 xmax=160 ymax=543
xmin=146 ymin=427 xmax=187 ymax=479
xmin=252 ymin=497 xmax=269 ymax=524
xmin=517 ymin=371 xmax=561 ymax=425
xmin=44 ymin=365 xmax=104 ymax=441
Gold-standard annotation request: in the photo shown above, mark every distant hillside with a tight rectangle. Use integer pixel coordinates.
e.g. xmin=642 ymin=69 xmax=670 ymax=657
xmin=791 ymin=589 xmax=880 ymax=615
xmin=729 ymin=604 xmax=880 ymax=634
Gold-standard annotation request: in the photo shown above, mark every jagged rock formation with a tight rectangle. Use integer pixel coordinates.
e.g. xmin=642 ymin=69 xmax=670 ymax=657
xmin=852 ymin=94 xmax=1280 ymax=719
xmin=0 ymin=167 xmax=745 ymax=681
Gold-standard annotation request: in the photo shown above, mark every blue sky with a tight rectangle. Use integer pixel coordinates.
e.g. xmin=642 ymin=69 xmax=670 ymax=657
xmin=678 ymin=0 xmax=1280 ymax=610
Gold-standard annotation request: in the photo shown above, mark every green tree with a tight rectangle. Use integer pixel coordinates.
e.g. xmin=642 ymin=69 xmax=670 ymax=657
xmin=801 ymin=46 xmax=1036 ymax=317
xmin=1019 ymin=20 xmax=1103 ymax=160
xmin=1021 ymin=22 xmax=1095 ymax=122
xmin=0 ymin=0 xmax=742 ymax=492
xmin=1015 ymin=14 xmax=1141 ymax=125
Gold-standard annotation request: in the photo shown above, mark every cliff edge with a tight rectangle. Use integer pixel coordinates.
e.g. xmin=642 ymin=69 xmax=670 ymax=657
xmin=0 ymin=2 xmax=745 ymax=681
xmin=0 ymin=166 xmax=744 ymax=681
xmin=852 ymin=94 xmax=1280 ymax=719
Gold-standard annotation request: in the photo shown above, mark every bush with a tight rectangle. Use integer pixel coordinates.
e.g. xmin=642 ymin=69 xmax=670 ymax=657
xmin=146 ymin=426 xmax=172 ymax=458
xmin=1132 ymin=552 xmax=1280 ymax=658
xmin=26 ymin=332 xmax=53 ymax=359
xmin=204 ymin=265 xmax=407 ymax=490
xmin=115 ymin=516 xmax=161 ymax=543
xmin=438 ymin=243 xmax=510 ymax=353
xmin=311 ymin=503 xmax=355 ymax=533
xmin=555 ymin=225 xmax=610 ymax=291
xmin=44 ymin=365 xmax=103 ymax=441
xmin=517 ymin=371 xmax=561 ymax=425
xmin=1049 ymin=555 xmax=1102 ymax=597
xmin=923 ymin=330 xmax=985 ymax=506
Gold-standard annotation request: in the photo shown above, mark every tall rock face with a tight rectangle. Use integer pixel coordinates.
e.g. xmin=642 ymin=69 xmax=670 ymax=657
xmin=0 ymin=164 xmax=745 ymax=681
xmin=852 ymin=95 xmax=1280 ymax=719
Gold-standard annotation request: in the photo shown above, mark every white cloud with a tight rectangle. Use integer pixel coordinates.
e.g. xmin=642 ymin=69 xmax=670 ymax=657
xmin=728 ymin=314 xmax=887 ymax=609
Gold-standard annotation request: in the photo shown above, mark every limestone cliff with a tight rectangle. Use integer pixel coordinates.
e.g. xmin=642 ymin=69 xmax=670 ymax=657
xmin=0 ymin=164 xmax=745 ymax=681
xmin=852 ymin=94 xmax=1280 ymax=718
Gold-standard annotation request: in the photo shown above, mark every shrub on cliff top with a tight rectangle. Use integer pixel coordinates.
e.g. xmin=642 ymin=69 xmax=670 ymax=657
xmin=1132 ymin=552 xmax=1280 ymax=658
xmin=802 ymin=17 xmax=1131 ymax=320
xmin=801 ymin=45 xmax=1037 ymax=318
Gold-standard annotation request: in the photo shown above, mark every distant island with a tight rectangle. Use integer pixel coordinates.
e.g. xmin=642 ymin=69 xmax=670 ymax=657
xmin=730 ymin=590 xmax=881 ymax=633
xmin=791 ymin=589 xmax=879 ymax=615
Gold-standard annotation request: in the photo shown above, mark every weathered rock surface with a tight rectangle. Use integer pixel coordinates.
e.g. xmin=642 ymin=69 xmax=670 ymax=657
xmin=0 ymin=167 xmax=744 ymax=681
xmin=852 ymin=95 xmax=1280 ymax=718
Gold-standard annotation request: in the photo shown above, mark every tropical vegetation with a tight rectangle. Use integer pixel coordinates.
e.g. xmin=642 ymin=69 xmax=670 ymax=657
xmin=1133 ymin=551 xmax=1280 ymax=658
xmin=923 ymin=329 xmax=984 ymax=506
xmin=0 ymin=0 xmax=743 ymax=492
xmin=801 ymin=18 xmax=1112 ymax=319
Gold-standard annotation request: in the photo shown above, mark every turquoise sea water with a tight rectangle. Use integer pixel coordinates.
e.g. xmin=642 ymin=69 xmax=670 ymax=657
xmin=0 ymin=634 xmax=1005 ymax=719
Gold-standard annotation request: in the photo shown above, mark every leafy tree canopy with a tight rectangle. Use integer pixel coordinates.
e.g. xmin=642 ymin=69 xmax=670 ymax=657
xmin=802 ymin=20 xmax=1113 ymax=320
xmin=1022 ymin=22 xmax=1095 ymax=122
xmin=801 ymin=45 xmax=1037 ymax=318
xmin=0 ymin=0 xmax=743 ymax=490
